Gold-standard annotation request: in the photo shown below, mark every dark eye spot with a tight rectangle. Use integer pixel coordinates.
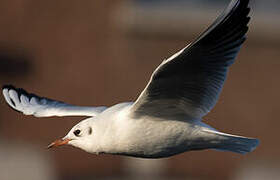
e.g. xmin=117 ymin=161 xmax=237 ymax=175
xmin=74 ymin=129 xmax=81 ymax=136
xmin=88 ymin=127 xmax=92 ymax=135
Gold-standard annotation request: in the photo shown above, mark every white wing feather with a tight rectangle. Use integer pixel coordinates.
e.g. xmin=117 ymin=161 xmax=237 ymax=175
xmin=2 ymin=85 xmax=106 ymax=117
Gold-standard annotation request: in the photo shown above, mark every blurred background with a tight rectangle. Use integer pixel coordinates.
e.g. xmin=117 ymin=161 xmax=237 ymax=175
xmin=0 ymin=0 xmax=279 ymax=179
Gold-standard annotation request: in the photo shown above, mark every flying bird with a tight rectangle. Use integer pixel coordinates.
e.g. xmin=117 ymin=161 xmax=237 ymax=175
xmin=2 ymin=0 xmax=259 ymax=158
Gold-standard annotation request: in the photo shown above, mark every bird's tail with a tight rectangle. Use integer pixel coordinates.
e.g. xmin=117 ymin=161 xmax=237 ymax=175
xmin=203 ymin=129 xmax=259 ymax=154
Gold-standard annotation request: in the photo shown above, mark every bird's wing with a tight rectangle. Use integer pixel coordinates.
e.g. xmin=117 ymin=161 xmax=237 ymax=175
xmin=129 ymin=0 xmax=250 ymax=120
xmin=2 ymin=85 xmax=107 ymax=117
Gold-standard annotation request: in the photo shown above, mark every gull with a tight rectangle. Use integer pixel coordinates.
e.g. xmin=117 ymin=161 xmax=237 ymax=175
xmin=2 ymin=0 xmax=259 ymax=158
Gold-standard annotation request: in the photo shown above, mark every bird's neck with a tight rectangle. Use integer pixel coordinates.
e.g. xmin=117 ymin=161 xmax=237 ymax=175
xmin=93 ymin=117 xmax=120 ymax=155
xmin=94 ymin=103 xmax=134 ymax=155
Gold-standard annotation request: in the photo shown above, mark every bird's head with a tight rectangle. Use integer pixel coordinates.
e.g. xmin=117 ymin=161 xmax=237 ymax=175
xmin=48 ymin=118 xmax=101 ymax=153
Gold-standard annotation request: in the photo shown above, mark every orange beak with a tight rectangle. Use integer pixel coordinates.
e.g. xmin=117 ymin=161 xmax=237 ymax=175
xmin=47 ymin=138 xmax=71 ymax=149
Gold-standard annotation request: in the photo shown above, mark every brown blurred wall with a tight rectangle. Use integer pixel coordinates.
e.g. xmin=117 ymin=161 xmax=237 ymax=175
xmin=0 ymin=0 xmax=279 ymax=180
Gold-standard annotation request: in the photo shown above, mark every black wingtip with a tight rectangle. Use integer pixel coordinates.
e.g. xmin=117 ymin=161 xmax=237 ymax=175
xmin=17 ymin=88 xmax=29 ymax=96
xmin=2 ymin=85 xmax=16 ymax=91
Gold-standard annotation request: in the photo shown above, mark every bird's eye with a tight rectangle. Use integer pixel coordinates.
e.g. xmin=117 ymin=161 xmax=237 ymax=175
xmin=74 ymin=129 xmax=81 ymax=136
xmin=88 ymin=127 xmax=92 ymax=135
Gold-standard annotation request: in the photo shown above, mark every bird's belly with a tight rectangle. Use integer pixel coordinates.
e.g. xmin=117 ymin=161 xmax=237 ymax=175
xmin=121 ymin=119 xmax=200 ymax=158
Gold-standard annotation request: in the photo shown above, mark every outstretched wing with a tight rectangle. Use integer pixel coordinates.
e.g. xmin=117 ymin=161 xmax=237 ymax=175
xmin=130 ymin=0 xmax=250 ymax=119
xmin=2 ymin=85 xmax=107 ymax=117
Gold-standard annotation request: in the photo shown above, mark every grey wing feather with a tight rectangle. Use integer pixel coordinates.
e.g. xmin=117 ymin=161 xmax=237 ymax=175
xmin=130 ymin=0 xmax=250 ymax=119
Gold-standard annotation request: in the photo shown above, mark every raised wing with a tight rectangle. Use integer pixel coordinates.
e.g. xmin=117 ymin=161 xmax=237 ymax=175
xmin=2 ymin=85 xmax=107 ymax=117
xmin=130 ymin=0 xmax=250 ymax=119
